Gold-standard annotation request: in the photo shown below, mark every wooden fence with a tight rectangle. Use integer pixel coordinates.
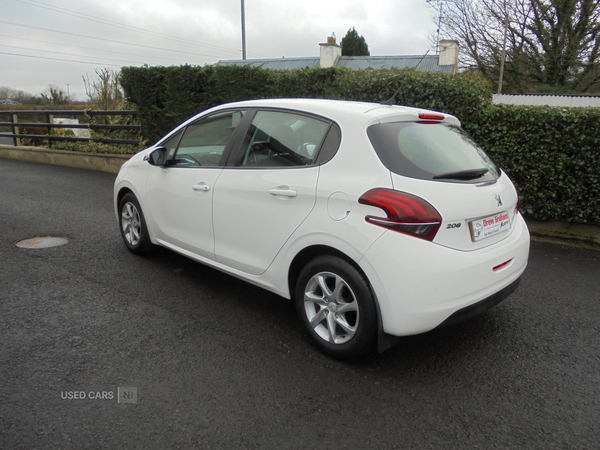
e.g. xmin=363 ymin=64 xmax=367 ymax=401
xmin=0 ymin=109 xmax=141 ymax=146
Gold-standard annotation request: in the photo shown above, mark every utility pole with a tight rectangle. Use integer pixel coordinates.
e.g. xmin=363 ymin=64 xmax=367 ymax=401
xmin=66 ymin=84 xmax=71 ymax=105
xmin=497 ymin=1 xmax=509 ymax=93
xmin=241 ymin=0 xmax=246 ymax=60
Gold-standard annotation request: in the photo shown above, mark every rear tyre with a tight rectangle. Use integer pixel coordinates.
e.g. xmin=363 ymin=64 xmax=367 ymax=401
xmin=119 ymin=193 xmax=154 ymax=255
xmin=295 ymin=255 xmax=377 ymax=359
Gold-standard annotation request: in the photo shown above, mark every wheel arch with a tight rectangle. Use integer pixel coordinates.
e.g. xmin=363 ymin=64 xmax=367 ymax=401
xmin=288 ymin=244 xmax=398 ymax=354
xmin=288 ymin=245 xmax=359 ymax=299
xmin=116 ymin=187 xmax=134 ymax=209
xmin=114 ymin=187 xmax=135 ymax=224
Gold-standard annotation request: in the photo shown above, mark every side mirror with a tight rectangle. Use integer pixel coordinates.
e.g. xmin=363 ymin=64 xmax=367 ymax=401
xmin=148 ymin=146 xmax=167 ymax=166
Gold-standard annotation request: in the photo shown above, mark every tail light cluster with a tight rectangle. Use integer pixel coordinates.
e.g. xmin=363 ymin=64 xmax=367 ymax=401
xmin=358 ymin=188 xmax=442 ymax=241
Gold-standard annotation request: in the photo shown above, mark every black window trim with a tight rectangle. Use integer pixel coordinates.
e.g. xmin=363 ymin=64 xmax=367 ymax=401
xmin=223 ymin=107 xmax=342 ymax=169
xmin=162 ymin=108 xmax=253 ymax=169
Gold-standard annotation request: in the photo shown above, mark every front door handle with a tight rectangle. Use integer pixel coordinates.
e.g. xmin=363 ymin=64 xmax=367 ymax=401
xmin=192 ymin=182 xmax=210 ymax=191
xmin=269 ymin=187 xmax=297 ymax=198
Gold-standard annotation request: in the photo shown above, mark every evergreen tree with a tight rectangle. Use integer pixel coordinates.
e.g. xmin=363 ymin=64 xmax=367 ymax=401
xmin=340 ymin=27 xmax=370 ymax=56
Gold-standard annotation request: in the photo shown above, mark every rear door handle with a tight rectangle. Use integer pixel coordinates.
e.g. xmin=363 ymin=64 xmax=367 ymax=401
xmin=192 ymin=183 xmax=210 ymax=191
xmin=269 ymin=187 xmax=297 ymax=198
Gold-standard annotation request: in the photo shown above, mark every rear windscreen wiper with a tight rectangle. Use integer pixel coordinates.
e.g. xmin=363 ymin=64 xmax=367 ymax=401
xmin=433 ymin=168 xmax=489 ymax=180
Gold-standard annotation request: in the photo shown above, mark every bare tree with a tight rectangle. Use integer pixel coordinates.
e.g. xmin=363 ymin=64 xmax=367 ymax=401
xmin=1 ymin=86 xmax=41 ymax=104
xmin=433 ymin=0 xmax=600 ymax=93
xmin=83 ymin=68 xmax=124 ymax=110
xmin=40 ymin=84 xmax=69 ymax=105
xmin=0 ymin=86 xmax=17 ymax=99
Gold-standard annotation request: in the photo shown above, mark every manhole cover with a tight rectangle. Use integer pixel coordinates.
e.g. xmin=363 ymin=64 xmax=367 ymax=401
xmin=15 ymin=237 xmax=69 ymax=249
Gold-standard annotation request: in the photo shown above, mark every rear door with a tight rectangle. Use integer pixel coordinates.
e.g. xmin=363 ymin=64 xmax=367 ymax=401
xmin=212 ymin=109 xmax=331 ymax=275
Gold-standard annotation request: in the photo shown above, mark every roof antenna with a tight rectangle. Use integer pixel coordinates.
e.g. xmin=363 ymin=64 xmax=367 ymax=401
xmin=381 ymin=50 xmax=431 ymax=105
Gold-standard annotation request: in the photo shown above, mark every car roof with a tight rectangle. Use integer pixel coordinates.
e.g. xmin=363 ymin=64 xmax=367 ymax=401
xmin=159 ymin=98 xmax=462 ymax=145
xmin=206 ymin=98 xmax=461 ymax=127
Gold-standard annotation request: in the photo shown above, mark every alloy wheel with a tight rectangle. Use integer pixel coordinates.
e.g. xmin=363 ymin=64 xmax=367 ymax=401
xmin=121 ymin=202 xmax=142 ymax=246
xmin=302 ymin=271 xmax=360 ymax=345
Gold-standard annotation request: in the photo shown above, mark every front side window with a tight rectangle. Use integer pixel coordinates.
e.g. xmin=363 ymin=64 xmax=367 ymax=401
xmin=169 ymin=110 xmax=245 ymax=167
xmin=236 ymin=110 xmax=330 ymax=167
xmin=368 ymin=123 xmax=500 ymax=183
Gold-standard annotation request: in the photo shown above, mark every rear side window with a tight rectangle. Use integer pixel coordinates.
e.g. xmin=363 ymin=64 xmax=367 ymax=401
xmin=367 ymin=123 xmax=499 ymax=183
xmin=236 ymin=110 xmax=331 ymax=167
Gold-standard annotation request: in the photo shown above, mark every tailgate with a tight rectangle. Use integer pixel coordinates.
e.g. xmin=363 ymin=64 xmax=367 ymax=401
xmin=391 ymin=171 xmax=519 ymax=251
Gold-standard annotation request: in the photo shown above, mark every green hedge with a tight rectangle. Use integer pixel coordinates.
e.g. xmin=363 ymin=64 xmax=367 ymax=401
xmin=120 ymin=65 xmax=491 ymax=144
xmin=469 ymin=105 xmax=600 ymax=224
xmin=120 ymin=65 xmax=599 ymax=225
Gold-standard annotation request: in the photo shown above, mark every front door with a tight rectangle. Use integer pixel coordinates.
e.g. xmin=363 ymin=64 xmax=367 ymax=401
xmin=145 ymin=110 xmax=246 ymax=260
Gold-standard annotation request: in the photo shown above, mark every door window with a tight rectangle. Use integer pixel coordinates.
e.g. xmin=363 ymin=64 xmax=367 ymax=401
xmin=236 ymin=111 xmax=330 ymax=167
xmin=170 ymin=110 xmax=245 ymax=167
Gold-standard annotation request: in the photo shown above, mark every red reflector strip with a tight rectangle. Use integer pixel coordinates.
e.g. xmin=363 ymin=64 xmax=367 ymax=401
xmin=493 ymin=258 xmax=514 ymax=272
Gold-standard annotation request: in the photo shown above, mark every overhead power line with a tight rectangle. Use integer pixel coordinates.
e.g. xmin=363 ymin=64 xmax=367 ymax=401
xmin=16 ymin=0 xmax=242 ymax=55
xmin=0 ymin=51 xmax=123 ymax=67
xmin=0 ymin=44 xmax=148 ymax=65
xmin=0 ymin=33 xmax=187 ymax=64
xmin=0 ymin=20 xmax=226 ymax=60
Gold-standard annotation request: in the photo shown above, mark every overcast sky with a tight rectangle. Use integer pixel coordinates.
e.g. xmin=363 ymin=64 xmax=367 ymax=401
xmin=2 ymin=0 xmax=439 ymax=101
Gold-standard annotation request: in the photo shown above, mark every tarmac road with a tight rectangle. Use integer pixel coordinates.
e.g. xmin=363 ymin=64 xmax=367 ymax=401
xmin=1 ymin=157 xmax=599 ymax=449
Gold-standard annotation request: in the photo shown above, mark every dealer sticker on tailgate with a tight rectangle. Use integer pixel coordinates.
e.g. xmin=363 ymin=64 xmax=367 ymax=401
xmin=469 ymin=211 xmax=511 ymax=242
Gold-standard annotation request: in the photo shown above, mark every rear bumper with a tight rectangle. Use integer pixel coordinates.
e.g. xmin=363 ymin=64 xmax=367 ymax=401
xmin=360 ymin=214 xmax=530 ymax=336
xmin=436 ymin=276 xmax=521 ymax=328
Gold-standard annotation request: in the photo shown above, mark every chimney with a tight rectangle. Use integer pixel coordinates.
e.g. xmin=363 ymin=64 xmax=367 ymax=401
xmin=319 ymin=34 xmax=341 ymax=68
xmin=439 ymin=40 xmax=459 ymax=74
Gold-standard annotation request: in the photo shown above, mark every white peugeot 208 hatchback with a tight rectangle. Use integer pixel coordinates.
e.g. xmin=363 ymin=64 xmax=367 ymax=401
xmin=114 ymin=98 xmax=530 ymax=359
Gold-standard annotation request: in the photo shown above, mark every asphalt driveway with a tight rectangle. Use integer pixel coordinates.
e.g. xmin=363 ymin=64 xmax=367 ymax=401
xmin=1 ymin=157 xmax=599 ymax=449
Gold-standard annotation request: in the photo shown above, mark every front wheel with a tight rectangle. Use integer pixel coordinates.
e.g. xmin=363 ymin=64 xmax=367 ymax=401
xmin=119 ymin=193 xmax=154 ymax=255
xmin=295 ymin=256 xmax=377 ymax=359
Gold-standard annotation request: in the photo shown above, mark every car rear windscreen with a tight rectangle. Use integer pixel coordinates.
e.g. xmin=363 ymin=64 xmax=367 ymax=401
xmin=367 ymin=123 xmax=500 ymax=183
